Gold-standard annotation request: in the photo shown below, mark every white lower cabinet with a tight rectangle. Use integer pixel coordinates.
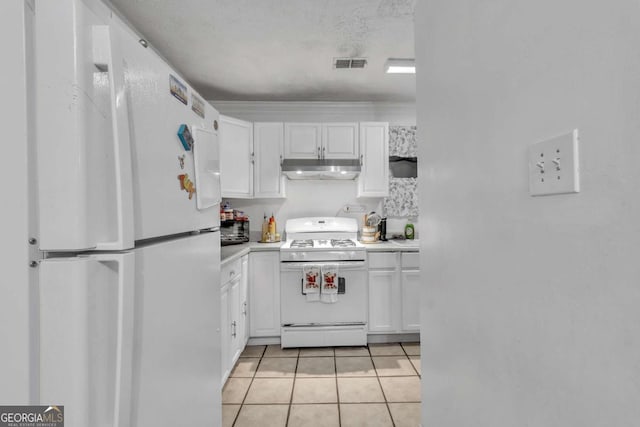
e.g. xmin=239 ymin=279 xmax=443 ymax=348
xmin=240 ymin=254 xmax=249 ymax=342
xmin=401 ymin=270 xmax=421 ymax=331
xmin=368 ymin=251 xmax=420 ymax=334
xmin=249 ymin=251 xmax=281 ymax=337
xmin=221 ymin=254 xmax=249 ymax=385
xmin=220 ymin=281 xmax=230 ymax=382
xmin=368 ymin=269 xmax=397 ymax=332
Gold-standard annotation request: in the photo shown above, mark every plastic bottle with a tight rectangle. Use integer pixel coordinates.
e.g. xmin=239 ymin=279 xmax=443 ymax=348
xmin=261 ymin=214 xmax=269 ymax=242
xmin=268 ymin=213 xmax=276 ymax=240
xmin=404 ymin=221 xmax=415 ymax=240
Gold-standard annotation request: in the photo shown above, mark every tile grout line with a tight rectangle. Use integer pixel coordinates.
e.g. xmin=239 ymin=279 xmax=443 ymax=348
xmin=372 ymin=345 xmax=403 ymax=427
xmin=284 ymin=350 xmax=300 ymax=427
xmin=403 ymin=343 xmax=421 ymax=377
xmin=231 ymin=345 xmax=266 ymax=427
xmin=334 ymin=349 xmax=341 ymax=427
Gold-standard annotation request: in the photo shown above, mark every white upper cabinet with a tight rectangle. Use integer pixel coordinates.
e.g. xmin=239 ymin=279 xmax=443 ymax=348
xmin=220 ymin=115 xmax=253 ymax=198
xmin=322 ymin=123 xmax=359 ymax=159
xmin=284 ymin=122 xmax=359 ymax=159
xmin=254 ymin=123 xmax=285 ymax=198
xmin=284 ymin=123 xmax=322 ymax=159
xmin=220 ymin=117 xmax=284 ymax=199
xmin=358 ymin=122 xmax=389 ymax=197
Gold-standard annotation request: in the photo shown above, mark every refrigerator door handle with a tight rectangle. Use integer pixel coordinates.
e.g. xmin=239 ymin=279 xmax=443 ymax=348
xmin=91 ymin=252 xmax=135 ymax=427
xmin=40 ymin=253 xmax=135 ymax=427
xmin=93 ymin=25 xmax=135 ymax=250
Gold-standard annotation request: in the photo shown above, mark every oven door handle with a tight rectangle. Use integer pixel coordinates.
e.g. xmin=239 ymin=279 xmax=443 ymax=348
xmin=281 ymin=262 xmax=366 ymax=271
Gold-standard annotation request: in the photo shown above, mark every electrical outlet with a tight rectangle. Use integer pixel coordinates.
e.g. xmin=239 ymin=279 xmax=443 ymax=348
xmin=528 ymin=129 xmax=580 ymax=196
xmin=343 ymin=204 xmax=366 ymax=213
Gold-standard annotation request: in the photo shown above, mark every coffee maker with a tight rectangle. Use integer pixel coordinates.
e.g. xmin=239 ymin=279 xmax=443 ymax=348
xmin=378 ymin=217 xmax=388 ymax=241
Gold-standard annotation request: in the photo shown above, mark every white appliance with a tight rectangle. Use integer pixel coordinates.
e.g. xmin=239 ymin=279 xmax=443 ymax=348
xmin=280 ymin=218 xmax=368 ymax=348
xmin=33 ymin=1 xmax=222 ymax=426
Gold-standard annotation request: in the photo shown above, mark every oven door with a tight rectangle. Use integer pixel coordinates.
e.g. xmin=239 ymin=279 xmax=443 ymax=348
xmin=280 ymin=261 xmax=367 ymax=326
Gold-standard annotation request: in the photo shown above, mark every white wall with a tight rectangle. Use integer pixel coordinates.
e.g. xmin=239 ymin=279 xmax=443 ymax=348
xmin=416 ymin=1 xmax=640 ymax=426
xmin=0 ymin=0 xmax=35 ymax=404
xmin=222 ymin=181 xmax=381 ymax=236
xmin=212 ymin=101 xmax=416 ymax=234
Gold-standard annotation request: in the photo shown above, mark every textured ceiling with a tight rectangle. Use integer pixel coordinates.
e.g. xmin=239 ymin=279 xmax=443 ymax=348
xmin=108 ymin=0 xmax=416 ymax=101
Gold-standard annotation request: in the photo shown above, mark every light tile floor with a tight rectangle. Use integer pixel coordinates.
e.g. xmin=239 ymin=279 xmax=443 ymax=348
xmin=222 ymin=342 xmax=421 ymax=427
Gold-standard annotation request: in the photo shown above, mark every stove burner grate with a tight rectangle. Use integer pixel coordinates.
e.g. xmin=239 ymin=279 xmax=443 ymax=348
xmin=290 ymin=239 xmax=314 ymax=248
xmin=331 ymin=239 xmax=356 ymax=248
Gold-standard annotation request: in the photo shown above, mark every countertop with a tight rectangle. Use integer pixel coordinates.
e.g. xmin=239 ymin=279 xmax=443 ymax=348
xmin=221 ymin=239 xmax=419 ymax=263
xmin=359 ymin=239 xmax=420 ymax=252
xmin=221 ymin=241 xmax=282 ymax=264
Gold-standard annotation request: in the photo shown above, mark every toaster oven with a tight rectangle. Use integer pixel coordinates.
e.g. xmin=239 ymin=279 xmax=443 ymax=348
xmin=220 ymin=220 xmax=250 ymax=246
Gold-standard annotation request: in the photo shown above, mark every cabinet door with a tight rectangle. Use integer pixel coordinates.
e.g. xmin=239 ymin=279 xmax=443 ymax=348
xmin=229 ymin=276 xmax=242 ymax=364
xmin=358 ymin=122 xmax=389 ymax=197
xmin=322 ymin=123 xmax=359 ymax=159
xmin=220 ymin=115 xmax=253 ymax=198
xmin=284 ymin=123 xmax=322 ymax=159
xmin=240 ymin=255 xmax=250 ymax=346
xmin=220 ymin=283 xmax=230 ymax=384
xmin=254 ymin=122 xmax=285 ymax=198
xmin=368 ymin=270 xmax=397 ymax=332
xmin=401 ymin=270 xmax=421 ymax=332
xmin=249 ymin=252 xmax=281 ymax=337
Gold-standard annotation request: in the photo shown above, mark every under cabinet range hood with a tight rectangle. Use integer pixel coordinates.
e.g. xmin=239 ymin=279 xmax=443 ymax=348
xmin=281 ymin=159 xmax=361 ymax=180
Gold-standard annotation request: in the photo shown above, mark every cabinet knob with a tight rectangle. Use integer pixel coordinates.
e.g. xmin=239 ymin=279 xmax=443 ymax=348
xmin=322 ymin=146 xmax=326 ymax=159
xmin=317 ymin=147 xmax=321 ymax=159
xmin=231 ymin=321 xmax=237 ymax=337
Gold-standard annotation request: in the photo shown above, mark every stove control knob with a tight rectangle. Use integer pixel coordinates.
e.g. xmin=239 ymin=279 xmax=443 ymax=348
xmin=290 ymin=253 xmax=297 ymax=261
xmin=300 ymin=253 xmax=306 ymax=260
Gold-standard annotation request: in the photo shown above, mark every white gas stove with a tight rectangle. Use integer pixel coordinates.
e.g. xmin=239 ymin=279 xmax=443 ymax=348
xmin=280 ymin=217 xmax=368 ymax=348
xmin=280 ymin=217 xmax=366 ymax=262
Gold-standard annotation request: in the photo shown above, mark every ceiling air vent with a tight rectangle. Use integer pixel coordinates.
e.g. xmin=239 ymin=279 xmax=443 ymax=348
xmin=333 ymin=58 xmax=368 ymax=69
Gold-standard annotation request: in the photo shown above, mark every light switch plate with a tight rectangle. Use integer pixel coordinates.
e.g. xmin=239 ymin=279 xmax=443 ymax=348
xmin=528 ymin=129 xmax=580 ymax=196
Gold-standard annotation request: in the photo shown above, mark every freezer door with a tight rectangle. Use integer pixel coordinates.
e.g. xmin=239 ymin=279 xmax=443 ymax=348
xmin=40 ymin=252 xmax=135 ymax=427
xmin=112 ymin=17 xmax=221 ymax=239
xmin=36 ymin=0 xmax=135 ymax=251
xmin=132 ymin=231 xmax=221 ymax=427
xmin=36 ymin=1 xmax=221 ymax=252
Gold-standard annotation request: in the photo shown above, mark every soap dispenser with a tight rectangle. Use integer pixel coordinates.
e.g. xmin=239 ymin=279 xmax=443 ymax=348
xmin=404 ymin=220 xmax=415 ymax=240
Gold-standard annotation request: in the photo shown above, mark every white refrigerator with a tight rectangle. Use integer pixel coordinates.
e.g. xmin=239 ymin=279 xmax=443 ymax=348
xmin=33 ymin=0 xmax=222 ymax=426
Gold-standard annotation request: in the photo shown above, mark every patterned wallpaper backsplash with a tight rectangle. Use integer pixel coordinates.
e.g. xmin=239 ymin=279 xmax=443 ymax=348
xmin=384 ymin=126 xmax=418 ymax=217
xmin=384 ymin=178 xmax=418 ymax=217
xmin=389 ymin=126 xmax=417 ymax=157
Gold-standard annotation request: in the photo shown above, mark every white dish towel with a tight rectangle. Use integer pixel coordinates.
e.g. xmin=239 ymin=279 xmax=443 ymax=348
xmin=320 ymin=264 xmax=339 ymax=304
xmin=303 ymin=265 xmax=320 ymax=302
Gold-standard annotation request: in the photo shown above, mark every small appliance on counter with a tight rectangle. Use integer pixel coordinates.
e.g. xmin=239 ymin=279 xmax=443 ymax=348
xmin=360 ymin=212 xmax=382 ymax=243
xmin=221 ymin=219 xmax=250 ymax=245
xmin=378 ymin=217 xmax=388 ymax=241
xmin=220 ymin=201 xmax=250 ymax=245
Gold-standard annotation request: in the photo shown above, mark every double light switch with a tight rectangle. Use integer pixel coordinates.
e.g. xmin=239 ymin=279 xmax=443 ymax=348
xmin=528 ymin=129 xmax=580 ymax=196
